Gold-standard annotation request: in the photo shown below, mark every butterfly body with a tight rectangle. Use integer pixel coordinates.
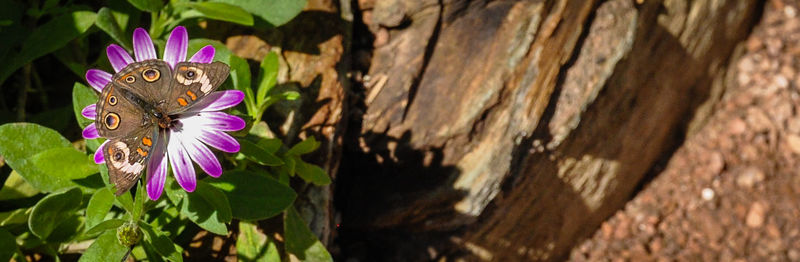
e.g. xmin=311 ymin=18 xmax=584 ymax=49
xmin=95 ymin=59 xmax=230 ymax=195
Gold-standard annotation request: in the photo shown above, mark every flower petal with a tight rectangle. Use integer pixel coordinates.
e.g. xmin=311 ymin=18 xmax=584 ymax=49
xmin=182 ymin=136 xmax=222 ymax=177
xmin=185 ymin=90 xmax=245 ymax=112
xmin=81 ymin=104 xmax=97 ymax=119
xmin=85 ymin=69 xmax=112 ymax=92
xmin=163 ymin=26 xmax=188 ymax=68
xmin=146 ymin=133 xmax=168 ymax=200
xmin=133 ymin=28 xmax=157 ymax=61
xmin=180 ymin=112 xmax=245 ymax=132
xmin=94 ymin=140 xmax=109 ymax=164
xmin=106 ymin=44 xmax=134 ymax=72
xmin=82 ymin=123 xmax=100 ymax=139
xmin=197 ymin=130 xmax=240 ymax=153
xmin=168 ymin=130 xmax=196 ymax=192
xmin=189 ymin=45 xmax=215 ymax=63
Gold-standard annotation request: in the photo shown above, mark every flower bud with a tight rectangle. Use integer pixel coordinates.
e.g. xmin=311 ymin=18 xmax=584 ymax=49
xmin=116 ymin=221 xmax=142 ymax=247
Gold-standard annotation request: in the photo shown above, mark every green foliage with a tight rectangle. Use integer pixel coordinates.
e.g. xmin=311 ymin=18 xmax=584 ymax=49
xmin=0 ymin=0 xmax=333 ymax=260
xmin=28 ymin=187 xmax=83 ymax=240
xmin=0 ymin=123 xmax=79 ymax=192
xmin=237 ymin=221 xmax=280 ymax=262
xmin=284 ymin=207 xmax=333 ymax=262
xmin=0 ymin=11 xmax=97 ymax=85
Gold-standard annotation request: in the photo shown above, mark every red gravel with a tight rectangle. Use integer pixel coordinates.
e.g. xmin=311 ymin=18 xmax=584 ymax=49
xmin=570 ymin=1 xmax=800 ymax=261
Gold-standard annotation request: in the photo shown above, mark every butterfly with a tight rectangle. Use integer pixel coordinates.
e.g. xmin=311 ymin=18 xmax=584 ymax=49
xmin=95 ymin=59 xmax=230 ymax=195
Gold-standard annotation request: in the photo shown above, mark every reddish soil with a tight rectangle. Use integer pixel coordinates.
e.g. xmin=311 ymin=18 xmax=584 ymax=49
xmin=570 ymin=1 xmax=800 ymax=260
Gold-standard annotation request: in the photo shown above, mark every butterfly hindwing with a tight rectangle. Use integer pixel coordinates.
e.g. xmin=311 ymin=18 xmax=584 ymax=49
xmin=104 ymin=127 xmax=158 ymax=196
xmin=164 ymin=61 xmax=230 ymax=113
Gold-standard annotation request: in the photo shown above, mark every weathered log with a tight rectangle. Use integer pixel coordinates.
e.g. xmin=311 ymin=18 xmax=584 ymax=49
xmin=338 ymin=0 xmax=761 ymax=260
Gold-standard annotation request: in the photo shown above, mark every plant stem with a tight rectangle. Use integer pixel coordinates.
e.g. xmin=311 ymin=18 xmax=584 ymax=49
xmin=16 ymin=64 xmax=31 ymax=121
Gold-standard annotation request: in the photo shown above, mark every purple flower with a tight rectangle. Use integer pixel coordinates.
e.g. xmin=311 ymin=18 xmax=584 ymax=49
xmin=81 ymin=26 xmax=245 ymax=200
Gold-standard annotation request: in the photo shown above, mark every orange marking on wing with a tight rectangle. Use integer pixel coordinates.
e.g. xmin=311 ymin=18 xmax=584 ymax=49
xmin=177 ymin=98 xmax=188 ymax=106
xmin=137 ymin=148 xmax=148 ymax=157
xmin=186 ymin=90 xmax=197 ymax=100
xmin=142 ymin=136 xmax=152 ymax=147
xmin=179 ymin=66 xmax=189 ymax=71
xmin=105 ymin=86 xmax=115 ymax=103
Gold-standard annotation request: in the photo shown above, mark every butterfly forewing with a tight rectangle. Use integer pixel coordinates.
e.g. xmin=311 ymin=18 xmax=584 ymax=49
xmin=163 ymin=61 xmax=230 ymax=114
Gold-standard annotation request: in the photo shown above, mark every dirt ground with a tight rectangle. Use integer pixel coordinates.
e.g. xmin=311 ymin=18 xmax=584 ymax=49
xmin=569 ymin=1 xmax=800 ymax=260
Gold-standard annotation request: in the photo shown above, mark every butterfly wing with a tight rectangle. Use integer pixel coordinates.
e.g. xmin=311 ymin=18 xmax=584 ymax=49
xmin=111 ymin=59 xmax=174 ymax=102
xmin=162 ymin=61 xmax=230 ymax=114
xmin=104 ymin=127 xmax=158 ymax=196
xmin=95 ymin=82 xmax=154 ymax=139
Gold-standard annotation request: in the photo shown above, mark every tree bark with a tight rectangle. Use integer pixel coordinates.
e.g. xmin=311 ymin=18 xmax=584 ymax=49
xmin=338 ymin=0 xmax=762 ymax=260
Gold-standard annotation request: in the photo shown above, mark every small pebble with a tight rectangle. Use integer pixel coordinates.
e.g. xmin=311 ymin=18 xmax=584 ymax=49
xmin=701 ymin=188 xmax=715 ymax=201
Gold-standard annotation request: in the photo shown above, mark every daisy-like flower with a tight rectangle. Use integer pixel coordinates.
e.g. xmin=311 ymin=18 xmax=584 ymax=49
xmin=80 ymin=26 xmax=245 ymax=200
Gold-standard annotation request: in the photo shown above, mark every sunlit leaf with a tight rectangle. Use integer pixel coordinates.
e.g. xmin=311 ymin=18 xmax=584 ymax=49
xmin=79 ymin=230 xmax=129 ymax=262
xmin=191 ymin=2 xmax=253 ymax=26
xmin=284 ymin=206 xmax=332 ymax=262
xmin=0 ymin=171 xmax=39 ymax=201
xmin=287 ymin=136 xmax=319 ymax=156
xmin=30 ymin=147 xmax=98 ymax=180
xmin=239 ymin=139 xmax=284 ymax=166
xmin=0 ymin=123 xmax=75 ymax=192
xmin=213 ymin=0 xmax=306 ymax=26
xmin=86 ymin=188 xmax=114 ymax=229
xmin=256 ymin=52 xmax=279 ymax=105
xmin=84 ymin=218 xmax=125 ymax=237
xmin=294 ymin=159 xmax=331 ymax=186
xmin=95 ymin=7 xmax=131 ymax=50
xmin=237 ymin=221 xmax=280 ymax=262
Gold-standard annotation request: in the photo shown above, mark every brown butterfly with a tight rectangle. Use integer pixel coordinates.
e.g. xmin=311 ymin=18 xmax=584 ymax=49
xmin=95 ymin=59 xmax=229 ymax=195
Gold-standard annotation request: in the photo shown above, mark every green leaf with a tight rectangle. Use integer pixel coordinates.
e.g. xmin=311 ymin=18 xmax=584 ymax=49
xmin=95 ymin=7 xmax=131 ymax=50
xmin=79 ymin=230 xmax=129 ymax=262
xmin=213 ymin=0 xmax=306 ymax=26
xmin=0 ymin=123 xmax=77 ymax=192
xmin=256 ymin=52 xmax=279 ymax=106
xmin=84 ymin=218 xmax=125 ymax=237
xmin=176 ymin=182 xmax=228 ymax=235
xmin=86 ymin=188 xmax=114 ymax=229
xmin=132 ymin=182 xmax=146 ymax=220
xmin=0 ymin=170 xmax=39 ymax=201
xmin=287 ymin=136 xmax=319 ymax=156
xmin=294 ymin=159 xmax=331 ymax=186
xmin=237 ymin=221 xmax=280 ymax=262
xmin=229 ymin=55 xmax=255 ymax=115
xmin=126 ymin=0 xmax=163 ymax=12
xmin=206 ymin=171 xmax=296 ymax=220
xmin=0 ymin=228 xmax=19 ymax=262
xmin=0 ymin=11 xmax=97 ymax=85
xmin=239 ymin=139 xmax=284 ymax=166
xmin=72 ymin=83 xmax=98 ymax=128
xmin=196 ymin=181 xmax=232 ymax=223
xmin=284 ymin=207 xmax=332 ymax=262
xmin=28 ymin=187 xmax=82 ymax=240
xmin=139 ymin=221 xmax=183 ymax=262
xmin=29 ymin=147 xmax=98 ymax=180
xmin=191 ymin=2 xmax=254 ymax=26
xmin=0 ymin=208 xmax=29 ymax=226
